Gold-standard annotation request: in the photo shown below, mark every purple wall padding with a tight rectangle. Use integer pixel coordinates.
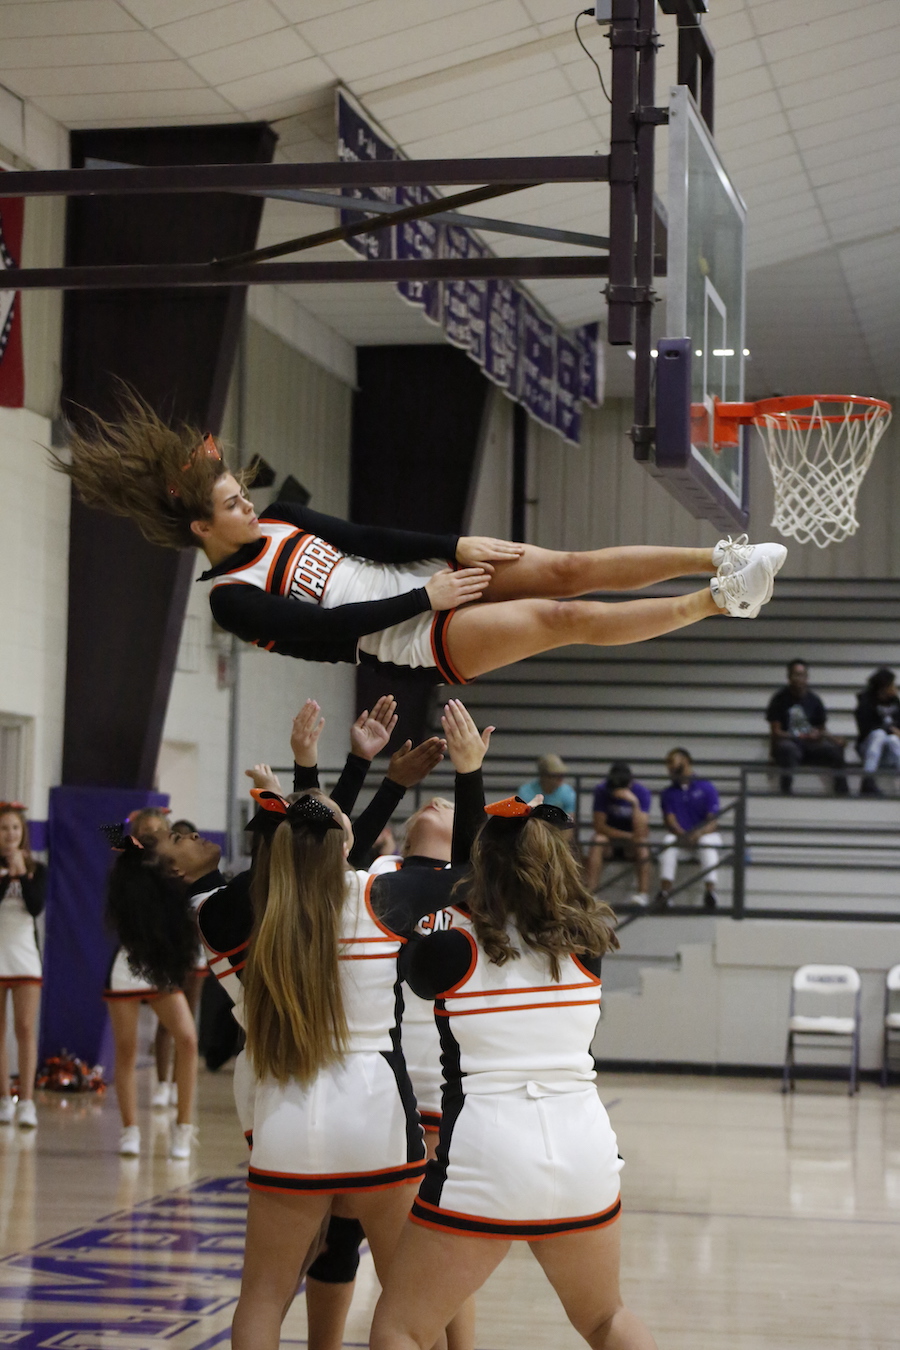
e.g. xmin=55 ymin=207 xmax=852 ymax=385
xmin=40 ymin=785 xmax=168 ymax=1069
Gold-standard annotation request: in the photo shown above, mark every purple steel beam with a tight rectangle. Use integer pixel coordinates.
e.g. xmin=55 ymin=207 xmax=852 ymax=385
xmin=8 ymin=255 xmax=660 ymax=290
xmin=0 ymin=157 xmax=609 ymax=198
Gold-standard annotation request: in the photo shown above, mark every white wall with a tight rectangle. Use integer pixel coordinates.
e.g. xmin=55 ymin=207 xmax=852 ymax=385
xmin=0 ymin=408 xmax=68 ymax=822
xmin=0 ymin=149 xmax=68 ymax=826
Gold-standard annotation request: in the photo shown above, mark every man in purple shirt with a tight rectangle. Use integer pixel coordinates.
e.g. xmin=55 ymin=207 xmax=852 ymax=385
xmin=585 ymin=761 xmax=652 ymax=905
xmin=656 ymin=747 xmax=721 ymax=910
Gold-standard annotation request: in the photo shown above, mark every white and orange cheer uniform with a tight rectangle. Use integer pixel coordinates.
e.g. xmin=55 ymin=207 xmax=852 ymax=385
xmin=200 ymin=866 xmax=428 ymax=1196
xmin=200 ymin=503 xmax=467 ymax=683
xmin=402 ymin=906 xmax=622 ymax=1241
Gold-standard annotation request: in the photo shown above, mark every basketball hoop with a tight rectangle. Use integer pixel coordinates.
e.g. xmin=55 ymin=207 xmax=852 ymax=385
xmin=712 ymin=395 xmax=892 ymax=549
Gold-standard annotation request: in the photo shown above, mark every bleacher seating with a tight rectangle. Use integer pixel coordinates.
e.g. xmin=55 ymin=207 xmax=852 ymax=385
xmin=424 ymin=577 xmax=900 ymax=916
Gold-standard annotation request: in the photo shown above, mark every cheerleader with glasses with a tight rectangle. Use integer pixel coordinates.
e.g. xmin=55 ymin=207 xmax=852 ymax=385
xmin=55 ymin=395 xmax=787 ymax=687
xmin=0 ymin=803 xmax=47 ymax=1130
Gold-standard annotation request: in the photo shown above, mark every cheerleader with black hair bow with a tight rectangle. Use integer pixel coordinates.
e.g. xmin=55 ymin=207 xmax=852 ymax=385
xmin=197 ymin=723 xmax=486 ymax=1350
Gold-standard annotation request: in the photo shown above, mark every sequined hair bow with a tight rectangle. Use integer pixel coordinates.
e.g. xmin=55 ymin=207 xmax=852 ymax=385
xmin=99 ymin=823 xmax=143 ymax=853
xmin=484 ymin=796 xmax=573 ymax=829
xmin=249 ymin=790 xmax=343 ymax=838
xmin=168 ymin=433 xmax=222 ymax=497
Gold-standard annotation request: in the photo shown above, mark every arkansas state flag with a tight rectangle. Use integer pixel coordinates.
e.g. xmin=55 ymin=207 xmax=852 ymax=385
xmin=0 ymin=184 xmax=24 ymax=409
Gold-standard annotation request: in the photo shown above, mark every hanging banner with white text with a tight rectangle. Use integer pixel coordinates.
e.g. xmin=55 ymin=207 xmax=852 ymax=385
xmin=336 ymin=92 xmax=600 ymax=444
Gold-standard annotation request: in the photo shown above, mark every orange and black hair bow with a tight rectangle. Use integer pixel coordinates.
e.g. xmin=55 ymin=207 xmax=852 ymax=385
xmin=484 ymin=796 xmax=573 ymax=829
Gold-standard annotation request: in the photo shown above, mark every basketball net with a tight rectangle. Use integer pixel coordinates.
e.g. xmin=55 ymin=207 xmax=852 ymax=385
xmin=716 ymin=396 xmax=892 ymax=550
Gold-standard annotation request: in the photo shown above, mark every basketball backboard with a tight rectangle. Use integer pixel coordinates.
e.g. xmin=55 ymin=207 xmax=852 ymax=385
xmin=654 ymin=84 xmax=749 ymax=530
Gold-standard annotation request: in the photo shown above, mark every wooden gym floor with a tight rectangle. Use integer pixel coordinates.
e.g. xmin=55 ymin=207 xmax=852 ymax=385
xmin=0 ymin=1067 xmax=897 ymax=1348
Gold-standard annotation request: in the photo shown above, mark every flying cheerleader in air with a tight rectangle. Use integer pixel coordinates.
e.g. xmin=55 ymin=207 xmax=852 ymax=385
xmin=57 ymin=396 xmax=787 ymax=684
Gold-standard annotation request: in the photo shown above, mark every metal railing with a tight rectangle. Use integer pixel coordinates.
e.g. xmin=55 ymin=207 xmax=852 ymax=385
xmin=267 ymin=758 xmax=900 ymax=924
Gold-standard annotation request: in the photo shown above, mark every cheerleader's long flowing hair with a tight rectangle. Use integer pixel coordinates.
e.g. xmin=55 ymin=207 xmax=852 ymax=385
xmin=51 ymin=389 xmax=240 ymax=551
xmin=244 ymin=805 xmax=349 ymax=1085
xmin=461 ymin=815 xmax=620 ymax=981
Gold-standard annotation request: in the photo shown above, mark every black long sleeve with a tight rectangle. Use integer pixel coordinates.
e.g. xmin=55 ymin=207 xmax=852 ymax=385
xmin=210 ymin=582 xmax=431 ymax=655
xmin=855 ymin=693 xmax=882 ymax=744
xmin=452 ymin=769 xmax=485 ymax=864
xmin=332 ymin=754 xmax=370 ymax=815
xmin=292 ymin=763 xmax=320 ymax=793
xmin=292 ymin=753 xmax=370 ymax=815
xmin=348 ymin=778 xmax=406 ymax=868
xmin=263 ymin=503 xmax=458 ymax=566
xmin=0 ymin=866 xmax=47 ymax=918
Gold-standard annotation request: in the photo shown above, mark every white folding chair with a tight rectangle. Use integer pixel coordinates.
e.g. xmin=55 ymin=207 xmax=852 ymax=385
xmin=881 ymin=964 xmax=900 ymax=1088
xmin=782 ymin=965 xmax=862 ymax=1095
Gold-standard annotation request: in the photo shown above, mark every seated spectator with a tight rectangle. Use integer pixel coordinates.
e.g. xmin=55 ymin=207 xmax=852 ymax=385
xmin=518 ymin=753 xmax=577 ymax=816
xmin=766 ymin=659 xmax=849 ymax=795
xmin=855 ymin=667 xmax=900 ymax=795
xmin=656 ymin=748 xmax=722 ymax=911
xmin=585 ymin=762 xmax=651 ymax=905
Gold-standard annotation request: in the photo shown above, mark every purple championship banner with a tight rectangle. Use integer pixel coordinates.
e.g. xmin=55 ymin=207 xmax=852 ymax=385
xmin=336 ymin=92 xmax=600 ymax=445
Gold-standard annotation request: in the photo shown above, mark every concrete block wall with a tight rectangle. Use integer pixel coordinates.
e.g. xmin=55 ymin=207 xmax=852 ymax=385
xmin=595 ymin=917 xmax=900 ymax=1072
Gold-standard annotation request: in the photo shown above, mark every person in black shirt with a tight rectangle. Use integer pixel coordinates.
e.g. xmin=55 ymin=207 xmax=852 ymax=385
xmin=56 ymin=396 xmax=786 ymax=687
xmin=766 ymin=659 xmax=848 ymax=795
xmin=855 ymin=667 xmax=900 ymax=795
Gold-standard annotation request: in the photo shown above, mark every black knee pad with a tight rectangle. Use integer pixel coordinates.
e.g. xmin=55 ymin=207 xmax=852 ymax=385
xmin=306 ymin=1216 xmax=364 ymax=1284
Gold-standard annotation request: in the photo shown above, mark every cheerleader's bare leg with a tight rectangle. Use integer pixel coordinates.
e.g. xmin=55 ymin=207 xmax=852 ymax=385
xmin=107 ymin=1000 xmax=141 ymax=1128
xmin=481 ymin=545 xmax=714 ymax=603
xmin=529 ymin=1225 xmax=658 ymax=1348
xmin=445 ymin=589 xmax=718 ymax=681
xmin=233 ymin=1191 xmax=332 ymax=1350
xmin=10 ymin=985 xmax=40 ymax=1101
xmin=151 ymin=992 xmax=197 ymax=1126
xmin=0 ymin=991 xmax=10 ymax=1099
xmin=370 ymin=1225 xmax=509 ymax=1350
xmin=343 ymin=1184 xmax=419 ymax=1284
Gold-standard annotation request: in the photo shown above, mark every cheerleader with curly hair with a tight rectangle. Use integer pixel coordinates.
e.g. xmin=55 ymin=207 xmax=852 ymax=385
xmin=103 ymin=812 xmax=200 ymax=1160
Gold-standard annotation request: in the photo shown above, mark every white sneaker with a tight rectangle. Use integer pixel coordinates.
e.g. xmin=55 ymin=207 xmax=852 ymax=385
xmin=119 ymin=1125 xmax=141 ymax=1156
xmin=15 ymin=1099 xmax=37 ymax=1129
xmin=151 ymin=1081 xmax=171 ymax=1109
xmin=630 ymin=892 xmax=650 ymax=907
xmin=710 ymin=550 xmax=780 ymax=618
xmin=0 ymin=1096 xmax=14 ymax=1125
xmin=169 ymin=1123 xmax=197 ymax=1160
xmin=713 ymin=535 xmax=788 ymax=581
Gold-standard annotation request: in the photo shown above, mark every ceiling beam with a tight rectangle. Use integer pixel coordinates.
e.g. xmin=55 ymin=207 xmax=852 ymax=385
xmin=7 ymin=254 xmax=664 ymax=290
xmin=0 ymin=156 xmax=610 ymax=198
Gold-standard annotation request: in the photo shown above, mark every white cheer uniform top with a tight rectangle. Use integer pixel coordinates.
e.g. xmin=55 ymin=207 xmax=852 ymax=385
xmin=437 ymin=917 xmax=602 ymax=1097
